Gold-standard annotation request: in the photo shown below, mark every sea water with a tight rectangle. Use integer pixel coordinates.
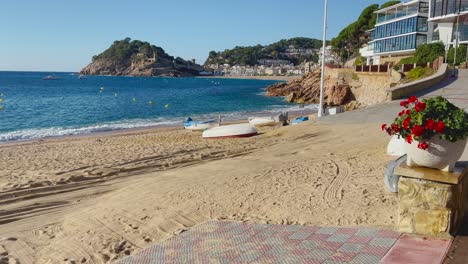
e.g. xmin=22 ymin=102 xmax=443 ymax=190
xmin=0 ymin=71 xmax=316 ymax=142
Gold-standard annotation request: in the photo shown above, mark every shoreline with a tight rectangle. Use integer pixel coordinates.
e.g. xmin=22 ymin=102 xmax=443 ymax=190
xmin=198 ymin=75 xmax=300 ymax=81
xmin=0 ymin=109 xmax=316 ymax=147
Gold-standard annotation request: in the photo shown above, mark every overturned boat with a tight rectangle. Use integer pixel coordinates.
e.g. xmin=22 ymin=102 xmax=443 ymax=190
xmin=248 ymin=112 xmax=288 ymax=127
xmin=202 ymin=123 xmax=257 ymax=139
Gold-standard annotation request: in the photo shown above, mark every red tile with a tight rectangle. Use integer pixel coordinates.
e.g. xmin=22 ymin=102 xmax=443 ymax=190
xmin=298 ymin=258 xmax=324 ymax=264
xmin=377 ymin=230 xmax=400 ymax=239
xmin=380 ymin=235 xmax=452 ymax=264
xmin=319 ymin=241 xmax=343 ymax=251
xmin=292 ymin=248 xmax=315 ymax=257
xmin=336 ymin=227 xmax=358 ymax=235
xmin=307 ymin=233 xmax=331 ymax=241
xmin=329 ymin=251 xmax=357 ymax=262
xmin=347 ymin=235 xmax=373 ymax=244
xmin=361 ymin=245 xmax=391 ymax=256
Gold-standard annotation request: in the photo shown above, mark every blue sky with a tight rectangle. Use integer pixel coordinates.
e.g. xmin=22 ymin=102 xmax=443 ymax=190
xmin=0 ymin=0 xmax=391 ymax=72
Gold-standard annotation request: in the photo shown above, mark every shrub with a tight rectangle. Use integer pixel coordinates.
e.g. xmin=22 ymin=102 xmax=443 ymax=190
xmin=352 ymin=73 xmax=359 ymax=80
xmin=397 ymin=43 xmax=445 ymax=66
xmin=406 ymin=67 xmax=434 ymax=80
xmin=393 ymin=64 xmax=401 ymax=71
xmin=447 ymin=44 xmax=467 ymax=65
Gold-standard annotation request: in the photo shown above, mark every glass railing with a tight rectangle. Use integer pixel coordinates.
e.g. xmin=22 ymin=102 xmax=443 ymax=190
xmin=376 ymin=7 xmax=419 ymax=24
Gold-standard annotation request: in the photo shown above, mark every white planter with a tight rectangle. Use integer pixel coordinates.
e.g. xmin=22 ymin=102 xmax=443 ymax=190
xmin=406 ymin=136 xmax=467 ymax=172
xmin=387 ymin=135 xmax=407 ymax=157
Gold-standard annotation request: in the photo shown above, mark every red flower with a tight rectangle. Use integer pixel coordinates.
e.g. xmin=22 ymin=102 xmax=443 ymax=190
xmin=406 ymin=110 xmax=411 ymax=115
xmin=425 ymin=119 xmax=435 ymax=130
xmin=406 ymin=135 xmax=413 ymax=144
xmin=400 ymin=101 xmax=409 ymax=108
xmin=408 ymin=96 xmax=418 ymax=103
xmin=392 ymin=124 xmax=400 ymax=133
xmin=398 ymin=110 xmax=405 ymax=116
xmin=403 ymin=117 xmax=411 ymax=129
xmin=385 ymin=127 xmax=392 ymax=135
xmin=415 ymin=102 xmax=426 ymax=112
xmin=381 ymin=124 xmax=387 ymax=131
xmin=435 ymin=121 xmax=445 ymax=134
xmin=411 ymin=125 xmax=425 ymax=137
xmin=418 ymin=142 xmax=429 ymax=150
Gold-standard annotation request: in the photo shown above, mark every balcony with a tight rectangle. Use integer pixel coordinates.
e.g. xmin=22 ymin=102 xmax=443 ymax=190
xmin=377 ymin=4 xmax=419 ymax=24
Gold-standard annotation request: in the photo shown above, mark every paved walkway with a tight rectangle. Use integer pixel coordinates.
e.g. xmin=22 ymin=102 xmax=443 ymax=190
xmin=117 ymin=220 xmax=401 ymax=264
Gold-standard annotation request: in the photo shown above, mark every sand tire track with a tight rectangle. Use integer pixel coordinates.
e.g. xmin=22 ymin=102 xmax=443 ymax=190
xmin=323 ymin=160 xmax=350 ymax=201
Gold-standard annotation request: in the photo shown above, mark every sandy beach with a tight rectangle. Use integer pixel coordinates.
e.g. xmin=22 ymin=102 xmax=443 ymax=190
xmin=0 ymin=119 xmax=397 ymax=263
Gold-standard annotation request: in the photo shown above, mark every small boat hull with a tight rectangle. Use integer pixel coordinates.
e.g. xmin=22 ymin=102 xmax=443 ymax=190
xmin=203 ymin=124 xmax=258 ymax=139
xmin=291 ymin=116 xmax=309 ymax=125
xmin=248 ymin=117 xmax=277 ymax=127
xmin=184 ymin=117 xmax=217 ymax=131
xmin=185 ymin=122 xmax=217 ymax=131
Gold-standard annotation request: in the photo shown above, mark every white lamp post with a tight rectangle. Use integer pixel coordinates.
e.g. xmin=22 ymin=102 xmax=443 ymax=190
xmin=318 ymin=0 xmax=328 ymax=117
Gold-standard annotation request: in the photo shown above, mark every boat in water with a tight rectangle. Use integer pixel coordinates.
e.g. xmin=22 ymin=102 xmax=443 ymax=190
xmin=202 ymin=123 xmax=257 ymax=139
xmin=291 ymin=116 xmax=309 ymax=125
xmin=78 ymin=75 xmax=87 ymax=79
xmin=184 ymin=117 xmax=218 ymax=131
xmin=42 ymin=75 xmax=60 ymax=80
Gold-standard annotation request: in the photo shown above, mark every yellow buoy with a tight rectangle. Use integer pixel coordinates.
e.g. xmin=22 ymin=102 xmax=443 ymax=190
xmin=0 ymin=105 xmax=3 ymax=111
xmin=132 ymin=97 xmax=136 ymax=102
xmin=164 ymin=104 xmax=169 ymax=108
xmin=0 ymin=98 xmax=3 ymax=103
xmin=149 ymin=100 xmax=153 ymax=105
xmin=100 ymin=87 xmax=105 ymax=90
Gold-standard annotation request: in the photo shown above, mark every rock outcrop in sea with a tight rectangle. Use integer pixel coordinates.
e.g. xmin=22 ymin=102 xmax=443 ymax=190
xmin=80 ymin=38 xmax=204 ymax=77
xmin=266 ymin=69 xmax=353 ymax=107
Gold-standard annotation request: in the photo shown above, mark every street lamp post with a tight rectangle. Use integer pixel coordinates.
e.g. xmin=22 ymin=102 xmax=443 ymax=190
xmin=453 ymin=13 xmax=460 ymax=77
xmin=318 ymin=0 xmax=328 ymax=117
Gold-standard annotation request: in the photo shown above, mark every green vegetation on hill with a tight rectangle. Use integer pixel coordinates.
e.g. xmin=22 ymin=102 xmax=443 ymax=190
xmin=330 ymin=1 xmax=401 ymax=62
xmin=380 ymin=1 xmax=401 ymax=9
xmin=204 ymin=37 xmax=325 ymax=66
xmin=92 ymin=37 xmax=172 ymax=63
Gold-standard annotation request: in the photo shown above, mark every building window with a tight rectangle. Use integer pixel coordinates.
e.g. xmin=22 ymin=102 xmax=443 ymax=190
xmin=419 ymin=2 xmax=429 ymax=13
xmin=417 ymin=17 xmax=428 ymax=32
xmin=416 ymin=34 xmax=427 ymax=46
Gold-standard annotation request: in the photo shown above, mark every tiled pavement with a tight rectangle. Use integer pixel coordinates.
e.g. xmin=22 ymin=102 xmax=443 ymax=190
xmin=117 ymin=220 xmax=401 ymax=264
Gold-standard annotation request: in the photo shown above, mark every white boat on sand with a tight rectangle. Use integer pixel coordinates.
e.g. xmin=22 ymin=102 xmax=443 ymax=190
xmin=248 ymin=112 xmax=288 ymax=127
xmin=248 ymin=116 xmax=276 ymax=127
xmin=202 ymin=123 xmax=257 ymax=139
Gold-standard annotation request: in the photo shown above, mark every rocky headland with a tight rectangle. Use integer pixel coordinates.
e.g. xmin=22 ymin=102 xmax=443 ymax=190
xmin=80 ymin=38 xmax=204 ymax=77
xmin=266 ymin=69 xmax=354 ymax=107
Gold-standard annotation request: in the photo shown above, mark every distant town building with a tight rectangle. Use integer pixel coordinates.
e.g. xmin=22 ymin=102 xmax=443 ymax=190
xmin=205 ymin=61 xmax=317 ymax=77
xmin=319 ymin=46 xmax=340 ymax=65
xmin=257 ymin=59 xmax=291 ymax=66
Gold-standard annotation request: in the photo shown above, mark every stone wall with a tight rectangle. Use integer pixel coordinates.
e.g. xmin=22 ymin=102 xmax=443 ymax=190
xmin=397 ymin=167 xmax=468 ymax=238
xmin=386 ymin=64 xmax=448 ymax=100
xmin=350 ymin=73 xmax=395 ymax=106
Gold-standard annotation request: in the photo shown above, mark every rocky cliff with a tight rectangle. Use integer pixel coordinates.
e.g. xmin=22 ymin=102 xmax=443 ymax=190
xmin=80 ymin=38 xmax=204 ymax=77
xmin=266 ymin=69 xmax=353 ymax=107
